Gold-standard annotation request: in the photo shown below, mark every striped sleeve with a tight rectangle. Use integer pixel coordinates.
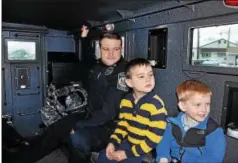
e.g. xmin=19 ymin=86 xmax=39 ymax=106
xmin=109 ymin=99 xmax=131 ymax=146
xmin=125 ymin=96 xmax=167 ymax=157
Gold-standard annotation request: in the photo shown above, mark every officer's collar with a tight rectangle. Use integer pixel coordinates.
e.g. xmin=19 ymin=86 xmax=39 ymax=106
xmin=98 ymin=57 xmax=124 ymax=67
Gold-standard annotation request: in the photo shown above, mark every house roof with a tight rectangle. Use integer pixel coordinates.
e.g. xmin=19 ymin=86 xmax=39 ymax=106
xmin=200 ymin=38 xmax=238 ymax=49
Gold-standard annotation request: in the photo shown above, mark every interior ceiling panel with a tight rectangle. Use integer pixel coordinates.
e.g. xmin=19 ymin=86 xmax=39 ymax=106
xmin=2 ymin=0 xmax=159 ymax=30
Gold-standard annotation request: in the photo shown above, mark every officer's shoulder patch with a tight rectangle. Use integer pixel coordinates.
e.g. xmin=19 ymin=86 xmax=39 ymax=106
xmin=117 ymin=72 xmax=129 ymax=92
xmin=105 ymin=66 xmax=114 ymax=75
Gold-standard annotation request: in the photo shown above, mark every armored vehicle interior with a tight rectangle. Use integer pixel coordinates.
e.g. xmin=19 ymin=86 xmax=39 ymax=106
xmin=2 ymin=0 xmax=238 ymax=162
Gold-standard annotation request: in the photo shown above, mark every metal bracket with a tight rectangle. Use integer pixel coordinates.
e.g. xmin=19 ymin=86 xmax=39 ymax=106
xmin=86 ymin=20 xmax=102 ymax=27
xmin=128 ymin=19 xmax=136 ymax=23
xmin=117 ymin=9 xmax=134 ymax=19
xmin=177 ymin=0 xmax=195 ymax=12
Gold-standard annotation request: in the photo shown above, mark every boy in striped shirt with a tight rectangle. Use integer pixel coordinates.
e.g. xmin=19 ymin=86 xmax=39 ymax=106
xmin=98 ymin=58 xmax=167 ymax=163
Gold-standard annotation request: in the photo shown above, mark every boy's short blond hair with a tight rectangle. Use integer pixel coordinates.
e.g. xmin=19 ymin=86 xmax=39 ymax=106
xmin=176 ymin=80 xmax=212 ymax=102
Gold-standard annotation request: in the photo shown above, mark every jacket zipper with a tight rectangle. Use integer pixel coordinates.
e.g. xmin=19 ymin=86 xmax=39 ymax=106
xmin=179 ymin=140 xmax=185 ymax=162
xmin=198 ymin=147 xmax=203 ymax=155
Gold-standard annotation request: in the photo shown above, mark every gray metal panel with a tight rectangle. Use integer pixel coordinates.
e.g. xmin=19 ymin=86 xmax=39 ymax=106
xmin=2 ymin=23 xmax=47 ymax=137
xmin=11 ymin=64 xmax=42 ymax=137
xmin=45 ymin=29 xmax=75 ymax=52
xmin=115 ymin=1 xmax=238 ymax=32
xmin=2 ymin=0 xmax=160 ymax=29
xmin=2 ymin=22 xmax=47 ymax=32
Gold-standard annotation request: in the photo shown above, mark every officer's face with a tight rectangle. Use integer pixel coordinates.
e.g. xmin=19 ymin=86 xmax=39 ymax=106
xmin=126 ymin=65 xmax=155 ymax=96
xmin=100 ymin=38 xmax=122 ymax=66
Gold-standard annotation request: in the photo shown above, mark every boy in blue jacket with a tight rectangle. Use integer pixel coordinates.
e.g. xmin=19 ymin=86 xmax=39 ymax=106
xmin=98 ymin=58 xmax=168 ymax=163
xmin=156 ymin=80 xmax=226 ymax=163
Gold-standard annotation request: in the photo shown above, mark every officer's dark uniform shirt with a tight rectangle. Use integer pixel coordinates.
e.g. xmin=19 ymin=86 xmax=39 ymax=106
xmin=76 ymin=37 xmax=128 ymax=128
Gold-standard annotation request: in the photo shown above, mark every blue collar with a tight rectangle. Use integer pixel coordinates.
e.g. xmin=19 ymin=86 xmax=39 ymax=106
xmin=168 ymin=112 xmax=209 ymax=130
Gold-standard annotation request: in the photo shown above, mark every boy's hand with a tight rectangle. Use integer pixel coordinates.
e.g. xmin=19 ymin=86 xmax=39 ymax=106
xmin=106 ymin=143 xmax=115 ymax=160
xmin=160 ymin=158 xmax=169 ymax=163
xmin=81 ymin=25 xmax=89 ymax=38
xmin=111 ymin=150 xmax=127 ymax=161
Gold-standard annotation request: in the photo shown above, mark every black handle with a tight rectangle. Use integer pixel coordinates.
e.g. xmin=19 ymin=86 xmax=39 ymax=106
xmin=17 ymin=110 xmax=40 ymax=116
xmin=14 ymin=33 xmax=39 ymax=38
xmin=2 ymin=68 xmax=7 ymax=106
xmin=17 ymin=92 xmax=40 ymax=96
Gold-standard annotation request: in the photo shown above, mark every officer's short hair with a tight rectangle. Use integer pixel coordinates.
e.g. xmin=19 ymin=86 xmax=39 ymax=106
xmin=99 ymin=32 xmax=122 ymax=47
xmin=126 ymin=58 xmax=151 ymax=79
xmin=176 ymin=80 xmax=212 ymax=102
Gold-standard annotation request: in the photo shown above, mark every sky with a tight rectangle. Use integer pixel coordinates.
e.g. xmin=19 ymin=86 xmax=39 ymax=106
xmin=192 ymin=23 xmax=238 ymax=47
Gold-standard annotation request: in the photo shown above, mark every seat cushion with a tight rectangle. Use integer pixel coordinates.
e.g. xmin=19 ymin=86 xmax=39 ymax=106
xmin=142 ymin=152 xmax=155 ymax=163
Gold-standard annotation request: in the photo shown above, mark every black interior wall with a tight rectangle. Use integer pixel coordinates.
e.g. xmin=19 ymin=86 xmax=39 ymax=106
xmin=115 ymin=1 xmax=238 ymax=162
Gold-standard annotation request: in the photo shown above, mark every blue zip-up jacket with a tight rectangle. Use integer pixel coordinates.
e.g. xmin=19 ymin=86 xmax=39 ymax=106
xmin=156 ymin=112 xmax=226 ymax=163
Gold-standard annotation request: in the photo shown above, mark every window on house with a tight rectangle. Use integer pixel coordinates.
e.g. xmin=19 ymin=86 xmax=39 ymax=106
xmin=217 ymin=52 xmax=226 ymax=57
xmin=190 ymin=23 xmax=238 ymax=68
xmin=201 ymin=52 xmax=211 ymax=58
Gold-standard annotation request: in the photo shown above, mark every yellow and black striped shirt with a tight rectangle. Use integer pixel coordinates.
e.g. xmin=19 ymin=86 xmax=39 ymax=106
xmin=109 ymin=92 xmax=167 ymax=158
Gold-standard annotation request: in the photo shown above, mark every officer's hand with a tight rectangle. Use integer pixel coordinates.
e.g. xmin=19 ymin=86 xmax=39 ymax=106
xmin=70 ymin=129 xmax=75 ymax=134
xmin=106 ymin=143 xmax=115 ymax=160
xmin=81 ymin=25 xmax=89 ymax=38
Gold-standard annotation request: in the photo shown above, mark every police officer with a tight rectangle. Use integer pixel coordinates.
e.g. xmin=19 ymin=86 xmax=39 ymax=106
xmin=68 ymin=25 xmax=128 ymax=162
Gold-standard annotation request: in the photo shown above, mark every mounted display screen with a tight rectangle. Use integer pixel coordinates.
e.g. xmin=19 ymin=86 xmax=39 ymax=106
xmin=7 ymin=40 xmax=36 ymax=61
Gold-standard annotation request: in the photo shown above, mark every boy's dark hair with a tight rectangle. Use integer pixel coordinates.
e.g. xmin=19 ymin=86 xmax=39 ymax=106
xmin=99 ymin=32 xmax=122 ymax=46
xmin=126 ymin=58 xmax=151 ymax=79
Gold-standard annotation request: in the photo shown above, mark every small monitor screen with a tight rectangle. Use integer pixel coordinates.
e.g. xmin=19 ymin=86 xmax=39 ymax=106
xmin=227 ymin=88 xmax=238 ymax=127
xmin=7 ymin=40 xmax=36 ymax=61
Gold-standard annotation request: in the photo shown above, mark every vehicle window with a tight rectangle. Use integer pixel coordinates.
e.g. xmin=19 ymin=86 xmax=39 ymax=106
xmin=190 ymin=23 xmax=238 ymax=68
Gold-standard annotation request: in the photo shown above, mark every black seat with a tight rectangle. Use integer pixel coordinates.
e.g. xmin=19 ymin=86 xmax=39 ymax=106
xmin=142 ymin=152 xmax=155 ymax=163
